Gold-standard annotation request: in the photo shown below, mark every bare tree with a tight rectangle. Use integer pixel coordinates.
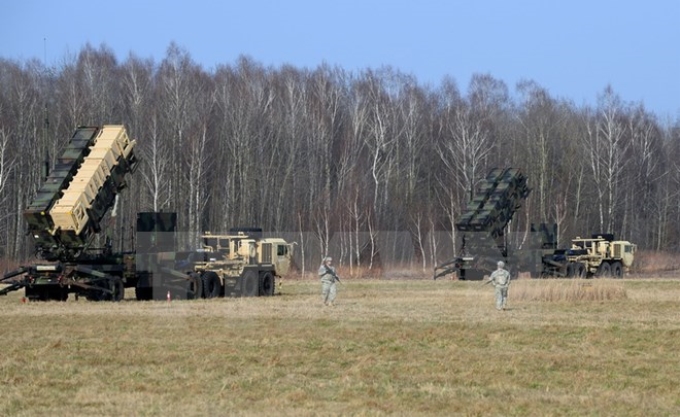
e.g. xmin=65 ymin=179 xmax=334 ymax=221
xmin=392 ymin=81 xmax=434 ymax=268
xmin=586 ymin=86 xmax=630 ymax=233
xmin=515 ymin=80 xmax=566 ymax=223
xmin=352 ymin=68 xmax=413 ymax=269
xmin=183 ymin=113 xmax=213 ymax=243
xmin=138 ymin=114 xmax=172 ymax=212
xmin=437 ymin=74 xmax=507 ymax=204
xmin=0 ymin=59 xmax=45 ymax=259
xmin=302 ymin=65 xmax=348 ymax=264
xmin=432 ymin=77 xmax=463 ymax=258
xmin=212 ymin=56 xmax=274 ymax=229
xmin=0 ymin=125 xmax=17 ymax=256
xmin=156 ymin=43 xmax=208 ymax=238
xmin=626 ymin=104 xmax=666 ymax=246
xmin=120 ymin=53 xmax=154 ymax=137
xmin=75 ymin=44 xmax=119 ymax=123
xmin=55 ymin=53 xmax=84 ymax=130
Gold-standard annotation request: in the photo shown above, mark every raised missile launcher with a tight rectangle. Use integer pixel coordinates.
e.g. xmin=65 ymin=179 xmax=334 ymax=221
xmin=23 ymin=126 xmax=100 ymax=247
xmin=23 ymin=125 xmax=138 ymax=260
xmin=0 ymin=125 xmax=201 ymax=301
xmin=434 ymin=168 xmax=531 ymax=280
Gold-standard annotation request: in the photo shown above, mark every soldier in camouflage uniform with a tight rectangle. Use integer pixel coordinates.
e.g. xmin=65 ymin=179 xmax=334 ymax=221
xmin=318 ymin=257 xmax=338 ymax=306
xmin=488 ymin=260 xmax=511 ymax=310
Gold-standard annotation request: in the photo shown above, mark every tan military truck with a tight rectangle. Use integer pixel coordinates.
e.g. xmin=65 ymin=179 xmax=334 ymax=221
xmin=192 ymin=228 xmax=294 ymax=297
xmin=564 ymin=234 xmax=636 ymax=278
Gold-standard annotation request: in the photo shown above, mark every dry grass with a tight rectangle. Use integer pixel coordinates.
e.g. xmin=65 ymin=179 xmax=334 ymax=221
xmin=634 ymin=250 xmax=680 ymax=273
xmin=511 ymin=279 xmax=628 ymax=302
xmin=1 ymin=275 xmax=680 ymax=416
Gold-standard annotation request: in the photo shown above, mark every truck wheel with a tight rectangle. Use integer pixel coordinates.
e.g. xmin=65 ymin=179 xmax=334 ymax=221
xmin=558 ymin=264 xmax=568 ymax=278
xmin=86 ymin=283 xmax=108 ymax=301
xmin=109 ymin=278 xmax=125 ymax=302
xmin=596 ymin=262 xmax=611 ymax=278
xmin=611 ymin=262 xmax=623 ymax=278
xmin=241 ymin=270 xmax=259 ymax=297
xmin=565 ymin=263 xmax=575 ymax=278
xmin=187 ymin=274 xmax=203 ymax=300
xmin=575 ymin=263 xmax=586 ymax=278
xmin=202 ymin=271 xmax=221 ymax=298
xmin=259 ymin=272 xmax=275 ymax=296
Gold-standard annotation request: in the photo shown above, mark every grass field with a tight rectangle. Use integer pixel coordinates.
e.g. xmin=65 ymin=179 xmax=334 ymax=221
xmin=1 ymin=276 xmax=680 ymax=416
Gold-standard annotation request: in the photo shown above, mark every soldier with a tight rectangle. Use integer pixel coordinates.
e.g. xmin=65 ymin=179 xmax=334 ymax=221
xmin=487 ymin=260 xmax=511 ymax=310
xmin=318 ymin=256 xmax=338 ymax=306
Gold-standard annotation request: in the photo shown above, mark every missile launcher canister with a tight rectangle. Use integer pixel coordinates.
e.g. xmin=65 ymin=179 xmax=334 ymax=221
xmin=454 ymin=168 xmax=530 ymax=238
xmin=23 ymin=125 xmax=138 ymax=260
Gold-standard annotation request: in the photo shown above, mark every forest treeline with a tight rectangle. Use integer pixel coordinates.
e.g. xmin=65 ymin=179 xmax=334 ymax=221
xmin=1 ymin=43 xmax=679 ymax=269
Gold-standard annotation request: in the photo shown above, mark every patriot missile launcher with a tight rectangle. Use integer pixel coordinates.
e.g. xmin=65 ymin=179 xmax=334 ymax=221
xmin=434 ymin=168 xmax=531 ymax=280
xmin=0 ymin=125 xmax=201 ymax=301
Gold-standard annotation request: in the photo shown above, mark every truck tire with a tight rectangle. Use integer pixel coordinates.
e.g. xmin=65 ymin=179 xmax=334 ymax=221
xmin=87 ymin=278 xmax=121 ymax=302
xmin=109 ymin=278 xmax=125 ymax=302
xmin=259 ymin=272 xmax=275 ymax=296
xmin=575 ymin=263 xmax=586 ymax=278
xmin=611 ymin=261 xmax=623 ymax=278
xmin=558 ymin=263 xmax=568 ymax=278
xmin=241 ymin=270 xmax=259 ymax=297
xmin=565 ymin=263 xmax=575 ymax=278
xmin=596 ymin=262 xmax=611 ymax=278
xmin=187 ymin=274 xmax=203 ymax=300
xmin=202 ymin=271 xmax=221 ymax=298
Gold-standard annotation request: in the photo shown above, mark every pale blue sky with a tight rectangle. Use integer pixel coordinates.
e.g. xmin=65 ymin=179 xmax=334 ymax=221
xmin=2 ymin=0 xmax=678 ymax=118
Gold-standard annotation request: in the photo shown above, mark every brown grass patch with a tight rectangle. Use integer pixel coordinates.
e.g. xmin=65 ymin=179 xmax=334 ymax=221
xmin=634 ymin=250 xmax=680 ymax=273
xmin=511 ymin=279 xmax=628 ymax=302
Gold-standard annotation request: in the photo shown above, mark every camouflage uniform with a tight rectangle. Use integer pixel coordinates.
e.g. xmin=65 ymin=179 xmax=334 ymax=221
xmin=488 ymin=261 xmax=510 ymax=310
xmin=319 ymin=257 xmax=337 ymax=306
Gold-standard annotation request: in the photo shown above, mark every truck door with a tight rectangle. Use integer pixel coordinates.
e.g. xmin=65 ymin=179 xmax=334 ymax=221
xmin=276 ymin=244 xmax=291 ymax=275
